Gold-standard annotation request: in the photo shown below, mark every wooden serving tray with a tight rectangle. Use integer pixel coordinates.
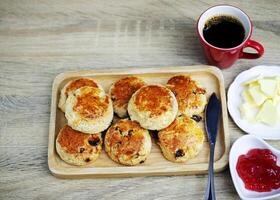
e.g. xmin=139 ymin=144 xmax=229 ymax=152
xmin=48 ymin=65 xmax=230 ymax=178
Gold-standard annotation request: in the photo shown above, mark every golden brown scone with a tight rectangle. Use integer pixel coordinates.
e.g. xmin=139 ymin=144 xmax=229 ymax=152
xmin=58 ymin=78 xmax=102 ymax=112
xmin=104 ymin=119 xmax=152 ymax=165
xmin=128 ymin=85 xmax=178 ymax=130
xmin=65 ymin=86 xmax=113 ymax=133
xmin=56 ymin=125 xmax=102 ymax=166
xmin=167 ymin=75 xmax=207 ymax=116
xmin=158 ymin=115 xmax=205 ymax=163
xmin=109 ymin=76 xmax=146 ymax=118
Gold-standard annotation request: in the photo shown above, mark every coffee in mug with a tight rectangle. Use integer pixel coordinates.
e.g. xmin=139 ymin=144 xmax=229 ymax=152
xmin=203 ymin=15 xmax=245 ymax=48
xmin=196 ymin=5 xmax=264 ymax=69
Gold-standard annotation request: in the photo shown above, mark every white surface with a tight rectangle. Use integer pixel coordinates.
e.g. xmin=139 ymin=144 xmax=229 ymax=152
xmin=229 ymin=135 xmax=280 ymax=200
xmin=228 ymin=65 xmax=280 ymax=140
xmin=197 ymin=5 xmax=251 ymax=50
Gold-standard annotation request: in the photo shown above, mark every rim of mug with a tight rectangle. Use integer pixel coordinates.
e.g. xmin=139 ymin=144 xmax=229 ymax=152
xmin=196 ymin=4 xmax=253 ymax=51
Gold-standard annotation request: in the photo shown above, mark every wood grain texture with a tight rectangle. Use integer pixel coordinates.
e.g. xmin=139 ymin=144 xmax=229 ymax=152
xmin=0 ymin=0 xmax=280 ymax=199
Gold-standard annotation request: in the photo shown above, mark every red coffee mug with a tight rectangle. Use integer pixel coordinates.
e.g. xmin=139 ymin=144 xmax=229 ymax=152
xmin=197 ymin=5 xmax=264 ymax=69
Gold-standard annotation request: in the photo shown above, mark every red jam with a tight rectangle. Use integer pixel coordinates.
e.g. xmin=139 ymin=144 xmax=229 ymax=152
xmin=236 ymin=148 xmax=280 ymax=192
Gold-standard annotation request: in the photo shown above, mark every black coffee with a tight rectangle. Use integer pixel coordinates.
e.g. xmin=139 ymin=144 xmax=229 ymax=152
xmin=203 ymin=15 xmax=245 ymax=48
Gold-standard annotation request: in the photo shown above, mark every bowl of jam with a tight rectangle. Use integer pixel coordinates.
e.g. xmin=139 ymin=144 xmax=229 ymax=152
xmin=230 ymin=135 xmax=280 ymax=200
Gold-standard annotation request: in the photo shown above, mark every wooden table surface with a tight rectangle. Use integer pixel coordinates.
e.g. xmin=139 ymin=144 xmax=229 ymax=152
xmin=1 ymin=1 xmax=280 ymax=199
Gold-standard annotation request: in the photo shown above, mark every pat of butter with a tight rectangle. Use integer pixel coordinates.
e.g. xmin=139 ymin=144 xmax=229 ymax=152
xmin=240 ymin=103 xmax=257 ymax=123
xmin=273 ymin=95 xmax=280 ymax=105
xmin=248 ymin=85 xmax=267 ymax=106
xmin=256 ymin=100 xmax=278 ymax=126
xmin=277 ymin=77 xmax=280 ymax=95
xmin=259 ymin=78 xmax=277 ymax=97
xmin=242 ymin=90 xmax=257 ymax=107
xmin=242 ymin=75 xmax=263 ymax=86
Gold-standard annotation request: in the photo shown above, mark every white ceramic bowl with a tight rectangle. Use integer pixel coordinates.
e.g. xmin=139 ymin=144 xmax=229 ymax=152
xmin=228 ymin=65 xmax=280 ymax=140
xmin=229 ymin=135 xmax=280 ymax=200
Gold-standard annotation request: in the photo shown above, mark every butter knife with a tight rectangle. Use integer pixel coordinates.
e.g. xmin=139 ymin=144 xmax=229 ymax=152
xmin=204 ymin=93 xmax=221 ymax=200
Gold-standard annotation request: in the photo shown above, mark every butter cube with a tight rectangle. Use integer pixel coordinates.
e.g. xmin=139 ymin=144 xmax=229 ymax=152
xmin=256 ymin=100 xmax=278 ymax=126
xmin=248 ymin=85 xmax=267 ymax=106
xmin=277 ymin=77 xmax=280 ymax=95
xmin=273 ymin=95 xmax=280 ymax=105
xmin=259 ymin=78 xmax=277 ymax=97
xmin=242 ymin=75 xmax=262 ymax=86
xmin=242 ymin=90 xmax=257 ymax=107
xmin=240 ymin=103 xmax=257 ymax=123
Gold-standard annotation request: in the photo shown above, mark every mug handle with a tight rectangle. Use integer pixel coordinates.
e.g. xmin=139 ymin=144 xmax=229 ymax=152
xmin=239 ymin=39 xmax=264 ymax=59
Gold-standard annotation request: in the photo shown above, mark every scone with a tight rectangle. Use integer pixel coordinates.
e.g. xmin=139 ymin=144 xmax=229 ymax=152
xmin=104 ymin=119 xmax=152 ymax=165
xmin=65 ymin=86 xmax=113 ymax=133
xmin=58 ymin=78 xmax=102 ymax=112
xmin=56 ymin=125 xmax=102 ymax=165
xmin=109 ymin=76 xmax=146 ymax=118
xmin=128 ymin=85 xmax=178 ymax=130
xmin=167 ymin=75 xmax=207 ymax=117
xmin=158 ymin=115 xmax=205 ymax=163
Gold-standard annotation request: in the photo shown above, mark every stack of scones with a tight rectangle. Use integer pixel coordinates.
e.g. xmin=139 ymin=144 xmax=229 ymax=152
xmin=56 ymin=75 xmax=207 ymax=166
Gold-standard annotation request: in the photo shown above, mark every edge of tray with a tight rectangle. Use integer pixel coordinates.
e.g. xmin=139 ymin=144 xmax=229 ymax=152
xmin=48 ymin=65 xmax=230 ymax=178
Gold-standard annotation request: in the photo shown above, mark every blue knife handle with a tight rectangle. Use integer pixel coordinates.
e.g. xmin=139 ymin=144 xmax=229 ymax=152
xmin=204 ymin=144 xmax=216 ymax=200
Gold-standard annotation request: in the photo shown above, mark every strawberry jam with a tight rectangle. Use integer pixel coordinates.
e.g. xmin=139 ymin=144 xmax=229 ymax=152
xmin=236 ymin=149 xmax=280 ymax=192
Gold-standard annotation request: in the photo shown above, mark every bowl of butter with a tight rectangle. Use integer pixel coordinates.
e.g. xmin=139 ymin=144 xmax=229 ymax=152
xmin=228 ymin=65 xmax=280 ymax=140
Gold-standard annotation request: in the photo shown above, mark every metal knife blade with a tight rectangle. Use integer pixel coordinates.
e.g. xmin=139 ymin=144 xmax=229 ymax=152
xmin=205 ymin=93 xmax=221 ymax=145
